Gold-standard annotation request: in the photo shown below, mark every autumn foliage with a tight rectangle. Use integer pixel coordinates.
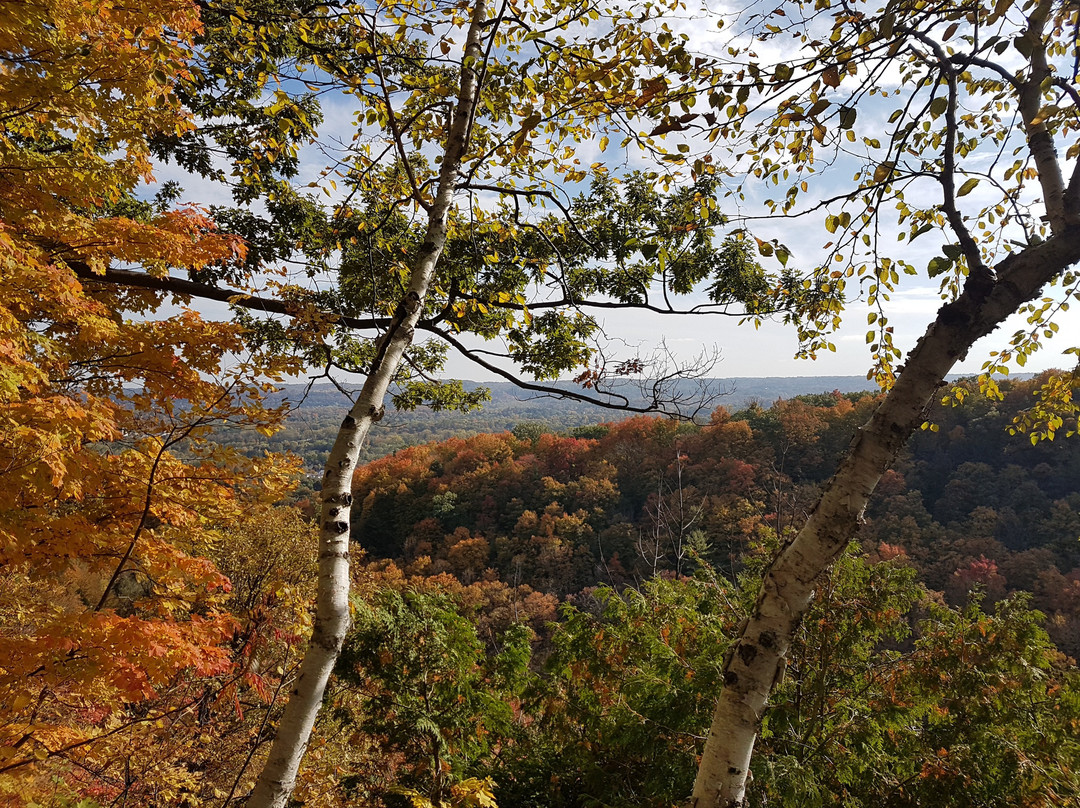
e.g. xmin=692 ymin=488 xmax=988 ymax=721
xmin=0 ymin=0 xmax=308 ymax=802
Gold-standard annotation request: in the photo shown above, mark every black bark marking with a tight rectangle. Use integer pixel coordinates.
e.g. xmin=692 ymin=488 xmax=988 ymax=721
xmin=759 ymin=631 xmax=777 ymax=650
xmin=341 ymin=414 xmax=356 ymax=430
xmin=737 ymin=643 xmax=759 ymax=665
xmin=326 ymin=521 xmax=349 ymax=535
xmin=937 ymin=300 xmax=972 ymax=328
xmin=394 ymin=290 xmax=422 ymax=318
xmin=724 ymin=670 xmax=739 ymax=686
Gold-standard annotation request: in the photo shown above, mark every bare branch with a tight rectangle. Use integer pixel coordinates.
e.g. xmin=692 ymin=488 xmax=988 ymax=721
xmin=424 ymin=323 xmax=724 ymax=419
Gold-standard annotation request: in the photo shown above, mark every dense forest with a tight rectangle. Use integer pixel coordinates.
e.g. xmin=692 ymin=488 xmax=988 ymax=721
xmin=345 ymin=374 xmax=1080 ymax=656
xmin=14 ymin=376 xmax=1080 ymax=807
xmin=14 ymin=356 xmax=1073 ymax=807
xmin=315 ymin=375 xmax=1080 ymax=807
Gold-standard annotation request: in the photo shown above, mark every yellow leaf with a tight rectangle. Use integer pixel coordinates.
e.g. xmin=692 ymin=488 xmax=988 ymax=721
xmin=873 ymin=162 xmax=895 ymax=183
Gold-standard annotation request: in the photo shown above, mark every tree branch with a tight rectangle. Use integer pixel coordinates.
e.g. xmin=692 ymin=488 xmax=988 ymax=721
xmin=70 ymin=264 xmax=389 ymax=331
xmin=1017 ymin=0 xmax=1069 ymax=231
xmin=423 ymin=323 xmax=718 ymax=418
xmin=464 ymin=183 xmax=597 ymax=250
xmin=940 ymin=62 xmax=992 ymax=282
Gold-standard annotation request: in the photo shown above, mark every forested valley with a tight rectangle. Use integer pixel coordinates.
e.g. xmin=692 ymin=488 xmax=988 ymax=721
xmin=327 ymin=374 xmax=1080 ymax=807
xmin=8 ymin=373 xmax=1080 ymax=806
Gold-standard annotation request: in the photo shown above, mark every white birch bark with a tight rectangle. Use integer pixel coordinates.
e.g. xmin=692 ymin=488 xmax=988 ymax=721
xmin=691 ymin=5 xmax=1080 ymax=800
xmin=690 ymin=228 xmax=1080 ymax=808
xmin=245 ymin=4 xmax=490 ymax=805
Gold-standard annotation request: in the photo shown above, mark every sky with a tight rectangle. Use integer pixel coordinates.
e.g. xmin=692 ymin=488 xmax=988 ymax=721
xmin=148 ymin=0 xmax=1080 ymax=386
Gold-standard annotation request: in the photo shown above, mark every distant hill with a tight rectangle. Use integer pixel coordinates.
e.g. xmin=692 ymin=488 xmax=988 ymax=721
xmin=268 ymin=375 xmax=890 ymax=415
xmin=228 ymin=376 xmax=890 ymax=475
xmin=234 ymin=373 xmax=1019 ymax=474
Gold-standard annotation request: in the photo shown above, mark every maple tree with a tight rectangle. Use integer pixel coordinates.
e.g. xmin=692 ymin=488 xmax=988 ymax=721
xmin=0 ymin=0 xmax=305 ymax=802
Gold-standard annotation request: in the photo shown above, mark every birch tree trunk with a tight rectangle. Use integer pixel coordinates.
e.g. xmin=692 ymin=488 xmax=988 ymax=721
xmin=244 ymin=4 xmax=490 ymax=805
xmin=690 ymin=226 xmax=1080 ymax=807
xmin=689 ymin=1 xmax=1080 ymax=802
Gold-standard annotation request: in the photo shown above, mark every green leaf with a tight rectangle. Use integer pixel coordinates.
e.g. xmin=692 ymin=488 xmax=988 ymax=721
xmin=927 ymin=256 xmax=952 ymax=277
xmin=909 ymin=223 xmax=934 ymax=242
xmin=956 ymin=178 xmax=979 ymax=197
